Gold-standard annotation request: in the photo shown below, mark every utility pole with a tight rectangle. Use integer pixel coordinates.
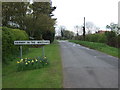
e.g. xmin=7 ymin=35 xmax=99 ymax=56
xmin=83 ymin=17 xmax=86 ymax=40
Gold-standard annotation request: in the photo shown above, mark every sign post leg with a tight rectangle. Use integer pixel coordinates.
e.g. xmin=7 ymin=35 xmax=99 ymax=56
xmin=42 ymin=46 xmax=45 ymax=57
xmin=20 ymin=46 xmax=22 ymax=59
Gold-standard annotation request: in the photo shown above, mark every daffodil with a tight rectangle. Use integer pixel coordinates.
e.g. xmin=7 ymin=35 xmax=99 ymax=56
xmin=44 ymin=57 xmax=46 ymax=59
xmin=32 ymin=60 xmax=34 ymax=63
xmin=20 ymin=59 xmax=23 ymax=62
xmin=17 ymin=61 xmax=20 ymax=63
xmin=35 ymin=59 xmax=38 ymax=62
xmin=28 ymin=61 xmax=30 ymax=63
xmin=25 ymin=62 xmax=28 ymax=65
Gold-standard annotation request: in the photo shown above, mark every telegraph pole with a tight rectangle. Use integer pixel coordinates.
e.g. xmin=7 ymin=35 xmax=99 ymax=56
xmin=83 ymin=17 xmax=86 ymax=40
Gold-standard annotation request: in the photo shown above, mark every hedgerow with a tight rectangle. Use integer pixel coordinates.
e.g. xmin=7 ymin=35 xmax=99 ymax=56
xmin=77 ymin=31 xmax=120 ymax=48
xmin=85 ymin=33 xmax=107 ymax=43
xmin=2 ymin=27 xmax=29 ymax=64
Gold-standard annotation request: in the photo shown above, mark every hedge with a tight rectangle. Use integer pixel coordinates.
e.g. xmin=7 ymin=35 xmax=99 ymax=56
xmin=2 ymin=27 xmax=29 ymax=64
xmin=77 ymin=31 xmax=120 ymax=48
xmin=85 ymin=33 xmax=107 ymax=43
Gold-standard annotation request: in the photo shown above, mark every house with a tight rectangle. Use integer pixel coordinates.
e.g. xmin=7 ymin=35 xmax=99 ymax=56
xmin=96 ymin=30 xmax=107 ymax=34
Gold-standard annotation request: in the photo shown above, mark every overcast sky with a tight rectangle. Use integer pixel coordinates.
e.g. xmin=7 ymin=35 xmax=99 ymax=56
xmin=52 ymin=0 xmax=119 ymax=32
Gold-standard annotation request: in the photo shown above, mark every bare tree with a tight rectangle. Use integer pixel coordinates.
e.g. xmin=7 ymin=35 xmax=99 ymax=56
xmin=59 ymin=25 xmax=66 ymax=37
xmin=74 ymin=25 xmax=80 ymax=36
xmin=86 ymin=22 xmax=99 ymax=34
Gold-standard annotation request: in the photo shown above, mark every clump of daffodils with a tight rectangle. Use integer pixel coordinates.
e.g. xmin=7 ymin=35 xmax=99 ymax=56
xmin=16 ymin=56 xmax=49 ymax=71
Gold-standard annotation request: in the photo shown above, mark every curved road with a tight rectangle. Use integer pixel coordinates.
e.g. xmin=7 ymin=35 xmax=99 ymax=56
xmin=59 ymin=40 xmax=118 ymax=88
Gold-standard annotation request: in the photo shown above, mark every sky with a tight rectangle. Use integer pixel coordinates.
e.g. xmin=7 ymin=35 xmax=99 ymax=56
xmin=51 ymin=0 xmax=120 ymax=34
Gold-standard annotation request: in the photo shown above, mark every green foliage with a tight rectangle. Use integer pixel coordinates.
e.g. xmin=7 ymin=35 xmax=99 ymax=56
xmin=85 ymin=33 xmax=107 ymax=43
xmin=2 ymin=2 xmax=28 ymax=29
xmin=76 ymin=31 xmax=120 ymax=48
xmin=42 ymin=30 xmax=55 ymax=43
xmin=105 ymin=31 xmax=117 ymax=47
xmin=58 ymin=30 xmax=74 ymax=40
xmin=63 ymin=30 xmax=74 ymax=39
xmin=2 ymin=27 xmax=29 ymax=64
xmin=32 ymin=2 xmax=55 ymax=16
xmin=2 ymin=2 xmax=56 ymax=43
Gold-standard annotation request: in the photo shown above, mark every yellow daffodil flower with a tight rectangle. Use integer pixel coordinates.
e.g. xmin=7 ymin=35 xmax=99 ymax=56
xmin=28 ymin=61 xmax=30 ymax=63
xmin=17 ymin=61 xmax=20 ymax=63
xmin=25 ymin=62 xmax=28 ymax=65
xmin=20 ymin=59 xmax=23 ymax=62
xmin=21 ymin=59 xmax=23 ymax=61
xmin=32 ymin=60 xmax=34 ymax=62
xmin=36 ymin=59 xmax=38 ymax=62
xmin=44 ymin=57 xmax=46 ymax=59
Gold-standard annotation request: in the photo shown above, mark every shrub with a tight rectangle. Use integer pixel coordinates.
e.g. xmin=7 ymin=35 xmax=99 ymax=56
xmin=105 ymin=31 xmax=117 ymax=47
xmin=74 ymin=31 xmax=119 ymax=48
xmin=84 ymin=33 xmax=107 ymax=43
xmin=2 ymin=27 xmax=29 ymax=64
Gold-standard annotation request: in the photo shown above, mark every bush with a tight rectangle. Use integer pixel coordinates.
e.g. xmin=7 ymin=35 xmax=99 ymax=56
xmin=105 ymin=31 xmax=117 ymax=47
xmin=2 ymin=27 xmax=29 ymax=64
xmin=74 ymin=31 xmax=120 ymax=48
xmin=84 ymin=33 xmax=107 ymax=43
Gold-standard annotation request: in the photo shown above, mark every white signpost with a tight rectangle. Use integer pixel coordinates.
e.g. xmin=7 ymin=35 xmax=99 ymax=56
xmin=14 ymin=40 xmax=50 ymax=45
xmin=14 ymin=40 xmax=50 ymax=59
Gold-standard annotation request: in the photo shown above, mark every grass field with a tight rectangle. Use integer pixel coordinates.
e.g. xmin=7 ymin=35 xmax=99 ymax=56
xmin=69 ymin=40 xmax=119 ymax=58
xmin=2 ymin=41 xmax=63 ymax=88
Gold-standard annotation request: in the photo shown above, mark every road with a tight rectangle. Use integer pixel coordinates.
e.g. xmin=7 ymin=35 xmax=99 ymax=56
xmin=59 ymin=40 xmax=118 ymax=88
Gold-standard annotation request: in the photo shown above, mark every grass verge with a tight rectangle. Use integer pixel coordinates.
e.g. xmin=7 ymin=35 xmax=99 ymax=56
xmin=69 ymin=40 xmax=119 ymax=58
xmin=2 ymin=41 xmax=63 ymax=88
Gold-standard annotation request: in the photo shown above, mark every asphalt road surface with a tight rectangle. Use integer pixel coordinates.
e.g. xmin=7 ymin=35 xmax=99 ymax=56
xmin=59 ymin=40 xmax=118 ymax=88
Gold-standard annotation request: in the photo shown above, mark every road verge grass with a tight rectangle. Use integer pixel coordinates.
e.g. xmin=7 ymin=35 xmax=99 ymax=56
xmin=2 ymin=41 xmax=63 ymax=88
xmin=69 ymin=40 xmax=119 ymax=58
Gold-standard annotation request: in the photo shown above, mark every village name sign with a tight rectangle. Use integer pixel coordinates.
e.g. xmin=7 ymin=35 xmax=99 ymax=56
xmin=14 ymin=40 xmax=50 ymax=59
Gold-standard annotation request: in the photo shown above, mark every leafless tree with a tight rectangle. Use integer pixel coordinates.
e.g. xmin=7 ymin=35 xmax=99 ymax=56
xmin=86 ymin=22 xmax=99 ymax=34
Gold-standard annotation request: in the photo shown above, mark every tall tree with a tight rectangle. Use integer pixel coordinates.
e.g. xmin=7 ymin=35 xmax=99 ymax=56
xmin=2 ymin=2 xmax=29 ymax=29
xmin=60 ymin=26 xmax=66 ymax=37
xmin=74 ymin=25 xmax=80 ymax=36
xmin=30 ymin=2 xmax=56 ymax=42
xmin=106 ymin=22 xmax=119 ymax=35
xmin=2 ymin=2 xmax=56 ymax=42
